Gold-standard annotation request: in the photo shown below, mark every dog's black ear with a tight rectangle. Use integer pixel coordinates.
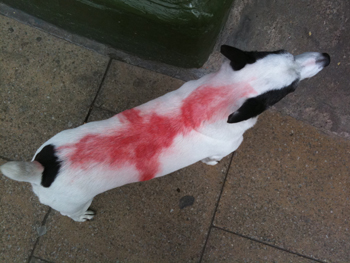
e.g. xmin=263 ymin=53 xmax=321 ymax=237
xmin=227 ymin=80 xmax=299 ymax=123
xmin=227 ymin=97 xmax=266 ymax=123
xmin=221 ymin=45 xmax=288 ymax=71
xmin=220 ymin=45 xmax=255 ymax=71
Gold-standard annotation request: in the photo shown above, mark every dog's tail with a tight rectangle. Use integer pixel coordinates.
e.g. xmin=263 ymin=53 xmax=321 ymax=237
xmin=0 ymin=161 xmax=43 ymax=184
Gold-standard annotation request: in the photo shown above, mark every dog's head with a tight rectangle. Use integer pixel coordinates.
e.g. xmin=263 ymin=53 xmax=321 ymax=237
xmin=220 ymin=45 xmax=330 ymax=123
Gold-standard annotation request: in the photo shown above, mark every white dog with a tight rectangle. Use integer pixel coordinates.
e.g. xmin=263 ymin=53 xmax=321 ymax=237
xmin=1 ymin=46 xmax=330 ymax=222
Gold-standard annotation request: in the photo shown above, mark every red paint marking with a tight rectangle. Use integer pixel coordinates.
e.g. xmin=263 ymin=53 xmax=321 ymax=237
xmin=59 ymin=84 xmax=256 ymax=181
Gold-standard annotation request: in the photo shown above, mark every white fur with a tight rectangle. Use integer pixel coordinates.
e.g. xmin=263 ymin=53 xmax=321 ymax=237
xmin=0 ymin=49 xmax=328 ymax=222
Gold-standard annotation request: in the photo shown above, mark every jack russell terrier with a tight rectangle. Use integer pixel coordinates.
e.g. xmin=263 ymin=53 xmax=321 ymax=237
xmin=1 ymin=46 xmax=330 ymax=222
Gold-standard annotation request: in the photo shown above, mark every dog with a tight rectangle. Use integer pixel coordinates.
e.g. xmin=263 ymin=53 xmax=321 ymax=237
xmin=1 ymin=45 xmax=330 ymax=222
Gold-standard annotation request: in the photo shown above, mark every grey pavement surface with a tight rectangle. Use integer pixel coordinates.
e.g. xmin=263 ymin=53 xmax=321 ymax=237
xmin=1 ymin=0 xmax=350 ymax=262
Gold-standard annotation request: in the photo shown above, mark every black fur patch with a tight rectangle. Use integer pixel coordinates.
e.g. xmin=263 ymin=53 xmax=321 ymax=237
xmin=220 ymin=45 xmax=286 ymax=71
xmin=34 ymin=144 xmax=61 ymax=187
xmin=227 ymin=80 xmax=299 ymax=123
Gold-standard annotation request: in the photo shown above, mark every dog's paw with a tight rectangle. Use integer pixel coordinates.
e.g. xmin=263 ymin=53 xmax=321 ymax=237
xmin=71 ymin=210 xmax=95 ymax=222
xmin=201 ymin=157 xmax=221 ymax=166
xmin=203 ymin=160 xmax=219 ymax=166
xmin=80 ymin=210 xmax=95 ymax=221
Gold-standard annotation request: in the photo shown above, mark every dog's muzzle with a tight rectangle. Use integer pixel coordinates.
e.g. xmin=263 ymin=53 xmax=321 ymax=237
xmin=296 ymin=52 xmax=331 ymax=80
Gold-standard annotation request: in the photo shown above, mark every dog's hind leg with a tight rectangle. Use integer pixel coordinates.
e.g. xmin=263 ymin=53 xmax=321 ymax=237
xmin=65 ymin=210 xmax=95 ymax=222
xmin=60 ymin=199 xmax=95 ymax=222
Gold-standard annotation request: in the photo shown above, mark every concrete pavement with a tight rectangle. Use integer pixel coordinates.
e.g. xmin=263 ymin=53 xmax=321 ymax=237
xmin=1 ymin=1 xmax=350 ymax=262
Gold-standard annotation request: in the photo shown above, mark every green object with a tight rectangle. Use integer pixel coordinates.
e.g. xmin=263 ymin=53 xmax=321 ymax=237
xmin=1 ymin=0 xmax=234 ymax=67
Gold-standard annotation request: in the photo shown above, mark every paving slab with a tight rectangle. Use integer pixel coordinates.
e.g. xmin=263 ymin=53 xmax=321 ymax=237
xmin=0 ymin=158 xmax=49 ymax=263
xmin=214 ymin=111 xmax=350 ymax=262
xmin=0 ymin=14 xmax=109 ymax=160
xmin=33 ymin=107 xmax=231 ymax=262
xmin=95 ymin=59 xmax=185 ymax=113
xmin=202 ymin=227 xmax=317 ymax=263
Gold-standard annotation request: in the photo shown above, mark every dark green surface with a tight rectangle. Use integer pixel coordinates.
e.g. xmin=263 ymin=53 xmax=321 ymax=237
xmin=1 ymin=0 xmax=234 ymax=67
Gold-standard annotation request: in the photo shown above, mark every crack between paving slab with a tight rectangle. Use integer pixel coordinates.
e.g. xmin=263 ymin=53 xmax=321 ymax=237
xmin=83 ymin=58 xmax=113 ymax=124
xmin=94 ymin=105 xmax=118 ymax=115
xmin=0 ymin=155 xmax=12 ymax=161
xmin=212 ymin=225 xmax=326 ymax=263
xmin=27 ymin=208 xmax=52 ymax=263
xmin=198 ymin=152 xmax=235 ymax=263
xmin=30 ymin=256 xmax=55 ymax=263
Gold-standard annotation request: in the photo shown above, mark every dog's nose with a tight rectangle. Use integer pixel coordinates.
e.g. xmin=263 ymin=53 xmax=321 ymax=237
xmin=317 ymin=53 xmax=330 ymax=67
